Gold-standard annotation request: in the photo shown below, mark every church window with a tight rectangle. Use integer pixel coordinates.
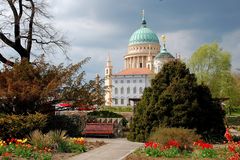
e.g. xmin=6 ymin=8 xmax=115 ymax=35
xmin=127 ymin=80 xmax=130 ymax=83
xmin=121 ymin=87 xmax=124 ymax=94
xmin=115 ymin=88 xmax=118 ymax=94
xmin=144 ymin=47 xmax=146 ymax=49
xmin=106 ymin=69 xmax=108 ymax=74
xmin=115 ymin=99 xmax=118 ymax=105
xmin=121 ymin=80 xmax=124 ymax=83
xmin=127 ymin=87 xmax=130 ymax=94
xmin=140 ymin=63 xmax=143 ymax=68
xmin=121 ymin=99 xmax=124 ymax=105
xmin=140 ymin=47 xmax=142 ymax=49
xmin=139 ymin=79 xmax=143 ymax=83
xmin=133 ymin=80 xmax=136 ymax=83
xmin=115 ymin=80 xmax=118 ymax=83
xmin=133 ymin=87 xmax=137 ymax=94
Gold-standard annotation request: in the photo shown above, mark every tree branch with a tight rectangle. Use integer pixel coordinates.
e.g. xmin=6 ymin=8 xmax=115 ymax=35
xmin=7 ymin=0 xmax=21 ymax=45
xmin=0 ymin=53 xmax=14 ymax=66
xmin=0 ymin=32 xmax=15 ymax=48
xmin=27 ymin=0 xmax=35 ymax=53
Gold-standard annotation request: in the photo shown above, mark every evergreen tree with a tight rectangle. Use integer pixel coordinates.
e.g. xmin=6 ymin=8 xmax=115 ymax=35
xmin=128 ymin=60 xmax=225 ymax=142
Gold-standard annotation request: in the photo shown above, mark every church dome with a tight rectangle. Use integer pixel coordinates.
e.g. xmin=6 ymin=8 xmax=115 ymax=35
xmin=155 ymin=47 xmax=174 ymax=59
xmin=128 ymin=16 xmax=159 ymax=46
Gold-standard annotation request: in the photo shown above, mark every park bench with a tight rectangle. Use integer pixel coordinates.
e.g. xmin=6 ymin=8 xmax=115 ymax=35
xmin=82 ymin=122 xmax=115 ymax=137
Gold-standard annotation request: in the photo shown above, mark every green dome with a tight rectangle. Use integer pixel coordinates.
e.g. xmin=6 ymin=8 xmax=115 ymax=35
xmin=128 ymin=19 xmax=159 ymax=45
xmin=155 ymin=46 xmax=174 ymax=59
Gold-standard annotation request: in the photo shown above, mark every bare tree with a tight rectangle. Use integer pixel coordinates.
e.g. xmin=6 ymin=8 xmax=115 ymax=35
xmin=0 ymin=0 xmax=68 ymax=66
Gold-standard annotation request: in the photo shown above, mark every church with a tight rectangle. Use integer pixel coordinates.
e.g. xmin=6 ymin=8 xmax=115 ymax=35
xmin=105 ymin=12 xmax=175 ymax=107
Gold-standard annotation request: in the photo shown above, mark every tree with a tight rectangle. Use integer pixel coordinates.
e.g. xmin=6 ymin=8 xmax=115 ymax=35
xmin=128 ymin=60 xmax=225 ymax=142
xmin=0 ymin=0 xmax=68 ymax=66
xmin=188 ymin=43 xmax=240 ymax=108
xmin=59 ymin=73 xmax=106 ymax=108
xmin=0 ymin=57 xmax=91 ymax=114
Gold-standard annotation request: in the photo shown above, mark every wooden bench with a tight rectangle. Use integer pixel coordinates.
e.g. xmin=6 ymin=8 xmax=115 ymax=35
xmin=82 ymin=123 xmax=115 ymax=137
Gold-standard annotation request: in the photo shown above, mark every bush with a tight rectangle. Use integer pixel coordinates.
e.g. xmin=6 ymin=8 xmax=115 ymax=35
xmin=87 ymin=111 xmax=128 ymax=127
xmin=101 ymin=106 xmax=133 ymax=112
xmin=28 ymin=130 xmax=67 ymax=150
xmin=148 ymin=127 xmax=201 ymax=151
xmin=43 ymin=115 xmax=85 ymax=137
xmin=0 ymin=113 xmax=47 ymax=140
xmin=128 ymin=61 xmax=225 ymax=142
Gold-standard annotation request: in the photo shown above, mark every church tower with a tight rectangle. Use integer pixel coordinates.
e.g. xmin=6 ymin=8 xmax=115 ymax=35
xmin=104 ymin=55 xmax=113 ymax=106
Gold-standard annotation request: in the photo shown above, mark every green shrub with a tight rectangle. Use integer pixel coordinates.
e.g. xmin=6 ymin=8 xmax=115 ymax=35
xmin=128 ymin=61 xmax=226 ymax=142
xmin=0 ymin=113 xmax=47 ymax=140
xmin=101 ymin=106 xmax=133 ymax=112
xmin=87 ymin=111 xmax=128 ymax=127
xmin=226 ymin=116 xmax=240 ymax=126
xmin=43 ymin=115 xmax=85 ymax=137
xmin=148 ymin=128 xmax=201 ymax=151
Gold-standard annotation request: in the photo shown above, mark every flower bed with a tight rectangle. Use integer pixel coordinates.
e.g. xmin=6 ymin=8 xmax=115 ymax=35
xmin=126 ymin=128 xmax=240 ymax=160
xmin=0 ymin=134 xmax=104 ymax=160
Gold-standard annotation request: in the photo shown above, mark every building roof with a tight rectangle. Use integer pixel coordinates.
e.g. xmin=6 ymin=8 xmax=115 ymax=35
xmin=114 ymin=68 xmax=154 ymax=76
xmin=155 ymin=44 xmax=174 ymax=59
xmin=128 ymin=14 xmax=159 ymax=46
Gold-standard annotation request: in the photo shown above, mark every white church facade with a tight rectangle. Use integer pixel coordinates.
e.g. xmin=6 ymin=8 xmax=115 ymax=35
xmin=105 ymin=12 xmax=175 ymax=107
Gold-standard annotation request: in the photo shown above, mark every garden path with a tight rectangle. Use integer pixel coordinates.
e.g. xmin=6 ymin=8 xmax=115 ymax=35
xmin=68 ymin=138 xmax=143 ymax=160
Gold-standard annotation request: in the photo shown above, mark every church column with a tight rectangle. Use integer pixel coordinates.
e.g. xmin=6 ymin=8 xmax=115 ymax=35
xmin=137 ymin=56 xmax=140 ymax=68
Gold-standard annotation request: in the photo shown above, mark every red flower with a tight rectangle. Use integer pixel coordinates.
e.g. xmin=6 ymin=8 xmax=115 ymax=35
xmin=193 ymin=140 xmax=213 ymax=149
xmin=225 ymin=128 xmax=232 ymax=142
xmin=152 ymin=142 xmax=158 ymax=149
xmin=2 ymin=152 xmax=12 ymax=157
xmin=228 ymin=153 xmax=240 ymax=160
xmin=144 ymin=141 xmax=159 ymax=149
xmin=228 ymin=143 xmax=236 ymax=152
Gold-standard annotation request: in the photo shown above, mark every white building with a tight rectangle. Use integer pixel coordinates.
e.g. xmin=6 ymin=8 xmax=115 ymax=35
xmin=105 ymin=12 xmax=175 ymax=106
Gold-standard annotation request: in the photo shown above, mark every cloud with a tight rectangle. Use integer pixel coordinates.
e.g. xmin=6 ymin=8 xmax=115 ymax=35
xmin=158 ymin=30 xmax=209 ymax=62
xmin=220 ymin=29 xmax=240 ymax=70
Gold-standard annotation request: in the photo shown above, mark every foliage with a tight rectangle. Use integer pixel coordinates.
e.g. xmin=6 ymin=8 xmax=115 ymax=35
xmin=226 ymin=116 xmax=240 ymax=126
xmin=0 ymin=134 xmax=87 ymax=159
xmin=27 ymin=130 xmax=87 ymax=154
xmin=0 ymin=112 xmax=47 ymax=140
xmin=128 ymin=60 xmax=226 ymax=142
xmin=148 ymin=128 xmax=201 ymax=151
xmin=0 ymin=57 xmax=105 ymax=114
xmin=87 ymin=111 xmax=128 ymax=127
xmin=188 ymin=43 xmax=240 ymax=107
xmin=0 ymin=138 xmax=52 ymax=160
xmin=101 ymin=106 xmax=133 ymax=112
xmin=43 ymin=115 xmax=85 ymax=137
xmin=60 ymin=74 xmax=105 ymax=108
xmin=0 ymin=0 xmax=68 ymax=66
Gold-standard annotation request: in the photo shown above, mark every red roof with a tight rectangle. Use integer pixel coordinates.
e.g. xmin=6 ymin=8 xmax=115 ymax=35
xmin=114 ymin=68 xmax=154 ymax=76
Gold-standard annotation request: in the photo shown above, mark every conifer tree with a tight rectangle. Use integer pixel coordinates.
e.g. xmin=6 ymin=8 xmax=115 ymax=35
xmin=128 ymin=60 xmax=225 ymax=142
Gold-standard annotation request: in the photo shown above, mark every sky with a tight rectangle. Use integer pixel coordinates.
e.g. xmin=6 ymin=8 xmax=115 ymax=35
xmin=1 ymin=0 xmax=240 ymax=80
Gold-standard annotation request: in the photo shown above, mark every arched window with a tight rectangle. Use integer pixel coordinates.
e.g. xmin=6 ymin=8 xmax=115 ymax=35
xmin=121 ymin=87 xmax=124 ymax=94
xmin=133 ymin=87 xmax=137 ymax=94
xmin=105 ymin=69 xmax=108 ymax=74
xmin=127 ymin=87 xmax=130 ymax=94
xmin=139 ymin=87 xmax=143 ymax=94
xmin=115 ymin=88 xmax=118 ymax=94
